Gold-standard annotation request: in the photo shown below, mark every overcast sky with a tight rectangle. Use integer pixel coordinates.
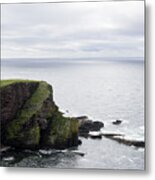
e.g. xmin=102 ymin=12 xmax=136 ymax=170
xmin=1 ymin=1 xmax=144 ymax=59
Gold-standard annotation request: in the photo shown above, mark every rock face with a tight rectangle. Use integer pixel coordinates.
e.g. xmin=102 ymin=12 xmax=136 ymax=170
xmin=0 ymin=80 xmax=79 ymax=149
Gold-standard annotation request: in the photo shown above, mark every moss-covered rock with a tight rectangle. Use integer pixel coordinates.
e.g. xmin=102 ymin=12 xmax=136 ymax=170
xmin=41 ymin=112 xmax=79 ymax=149
xmin=0 ymin=79 xmax=79 ymax=149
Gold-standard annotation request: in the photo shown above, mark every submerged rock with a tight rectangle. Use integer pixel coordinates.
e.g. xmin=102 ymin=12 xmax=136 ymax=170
xmin=102 ymin=133 xmax=145 ymax=148
xmin=112 ymin=120 xmax=122 ymax=125
xmin=108 ymin=136 xmax=145 ymax=148
xmin=0 ymin=79 xmax=79 ymax=149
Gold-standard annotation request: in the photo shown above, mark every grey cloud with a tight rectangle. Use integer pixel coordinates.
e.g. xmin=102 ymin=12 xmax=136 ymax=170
xmin=1 ymin=1 xmax=144 ymax=58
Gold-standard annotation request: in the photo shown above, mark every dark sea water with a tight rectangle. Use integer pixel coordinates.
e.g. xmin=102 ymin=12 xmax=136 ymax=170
xmin=1 ymin=58 xmax=144 ymax=169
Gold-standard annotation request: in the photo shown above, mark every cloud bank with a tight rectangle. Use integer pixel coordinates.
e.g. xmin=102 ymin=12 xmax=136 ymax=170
xmin=1 ymin=1 xmax=144 ymax=58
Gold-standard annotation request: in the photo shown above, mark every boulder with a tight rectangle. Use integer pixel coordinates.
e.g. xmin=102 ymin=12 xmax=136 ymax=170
xmin=0 ymin=80 xmax=79 ymax=150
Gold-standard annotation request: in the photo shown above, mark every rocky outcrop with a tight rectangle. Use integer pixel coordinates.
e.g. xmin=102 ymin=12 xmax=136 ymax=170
xmin=0 ymin=80 xmax=79 ymax=149
xmin=103 ymin=134 xmax=145 ymax=148
xmin=75 ymin=116 xmax=104 ymax=138
xmin=90 ymin=132 xmax=145 ymax=148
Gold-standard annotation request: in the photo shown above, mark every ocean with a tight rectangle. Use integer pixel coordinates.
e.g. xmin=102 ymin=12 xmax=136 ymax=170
xmin=1 ymin=58 xmax=144 ymax=169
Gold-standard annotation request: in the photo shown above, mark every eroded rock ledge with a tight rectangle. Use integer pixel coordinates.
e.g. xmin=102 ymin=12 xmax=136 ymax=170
xmin=0 ymin=80 xmax=79 ymax=150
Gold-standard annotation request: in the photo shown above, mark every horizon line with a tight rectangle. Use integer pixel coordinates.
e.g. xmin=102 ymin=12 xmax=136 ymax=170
xmin=1 ymin=0 xmax=145 ymax=5
xmin=1 ymin=57 xmax=144 ymax=60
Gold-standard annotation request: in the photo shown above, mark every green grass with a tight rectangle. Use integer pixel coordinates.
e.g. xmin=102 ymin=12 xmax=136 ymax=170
xmin=0 ymin=79 xmax=39 ymax=88
xmin=46 ymin=112 xmax=78 ymax=147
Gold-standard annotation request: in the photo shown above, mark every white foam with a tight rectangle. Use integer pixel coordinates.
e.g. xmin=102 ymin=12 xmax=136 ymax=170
xmin=3 ymin=156 xmax=14 ymax=161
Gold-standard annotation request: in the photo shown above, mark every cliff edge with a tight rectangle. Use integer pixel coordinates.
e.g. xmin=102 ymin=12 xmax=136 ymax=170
xmin=0 ymin=80 xmax=79 ymax=149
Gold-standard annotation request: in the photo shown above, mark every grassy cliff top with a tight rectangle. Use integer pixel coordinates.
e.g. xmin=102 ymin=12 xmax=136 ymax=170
xmin=3 ymin=79 xmax=52 ymax=122
xmin=5 ymin=80 xmax=53 ymax=141
xmin=0 ymin=79 xmax=40 ymax=88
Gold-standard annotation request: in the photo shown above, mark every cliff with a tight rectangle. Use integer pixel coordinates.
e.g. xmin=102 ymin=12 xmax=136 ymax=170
xmin=0 ymin=80 xmax=79 ymax=149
